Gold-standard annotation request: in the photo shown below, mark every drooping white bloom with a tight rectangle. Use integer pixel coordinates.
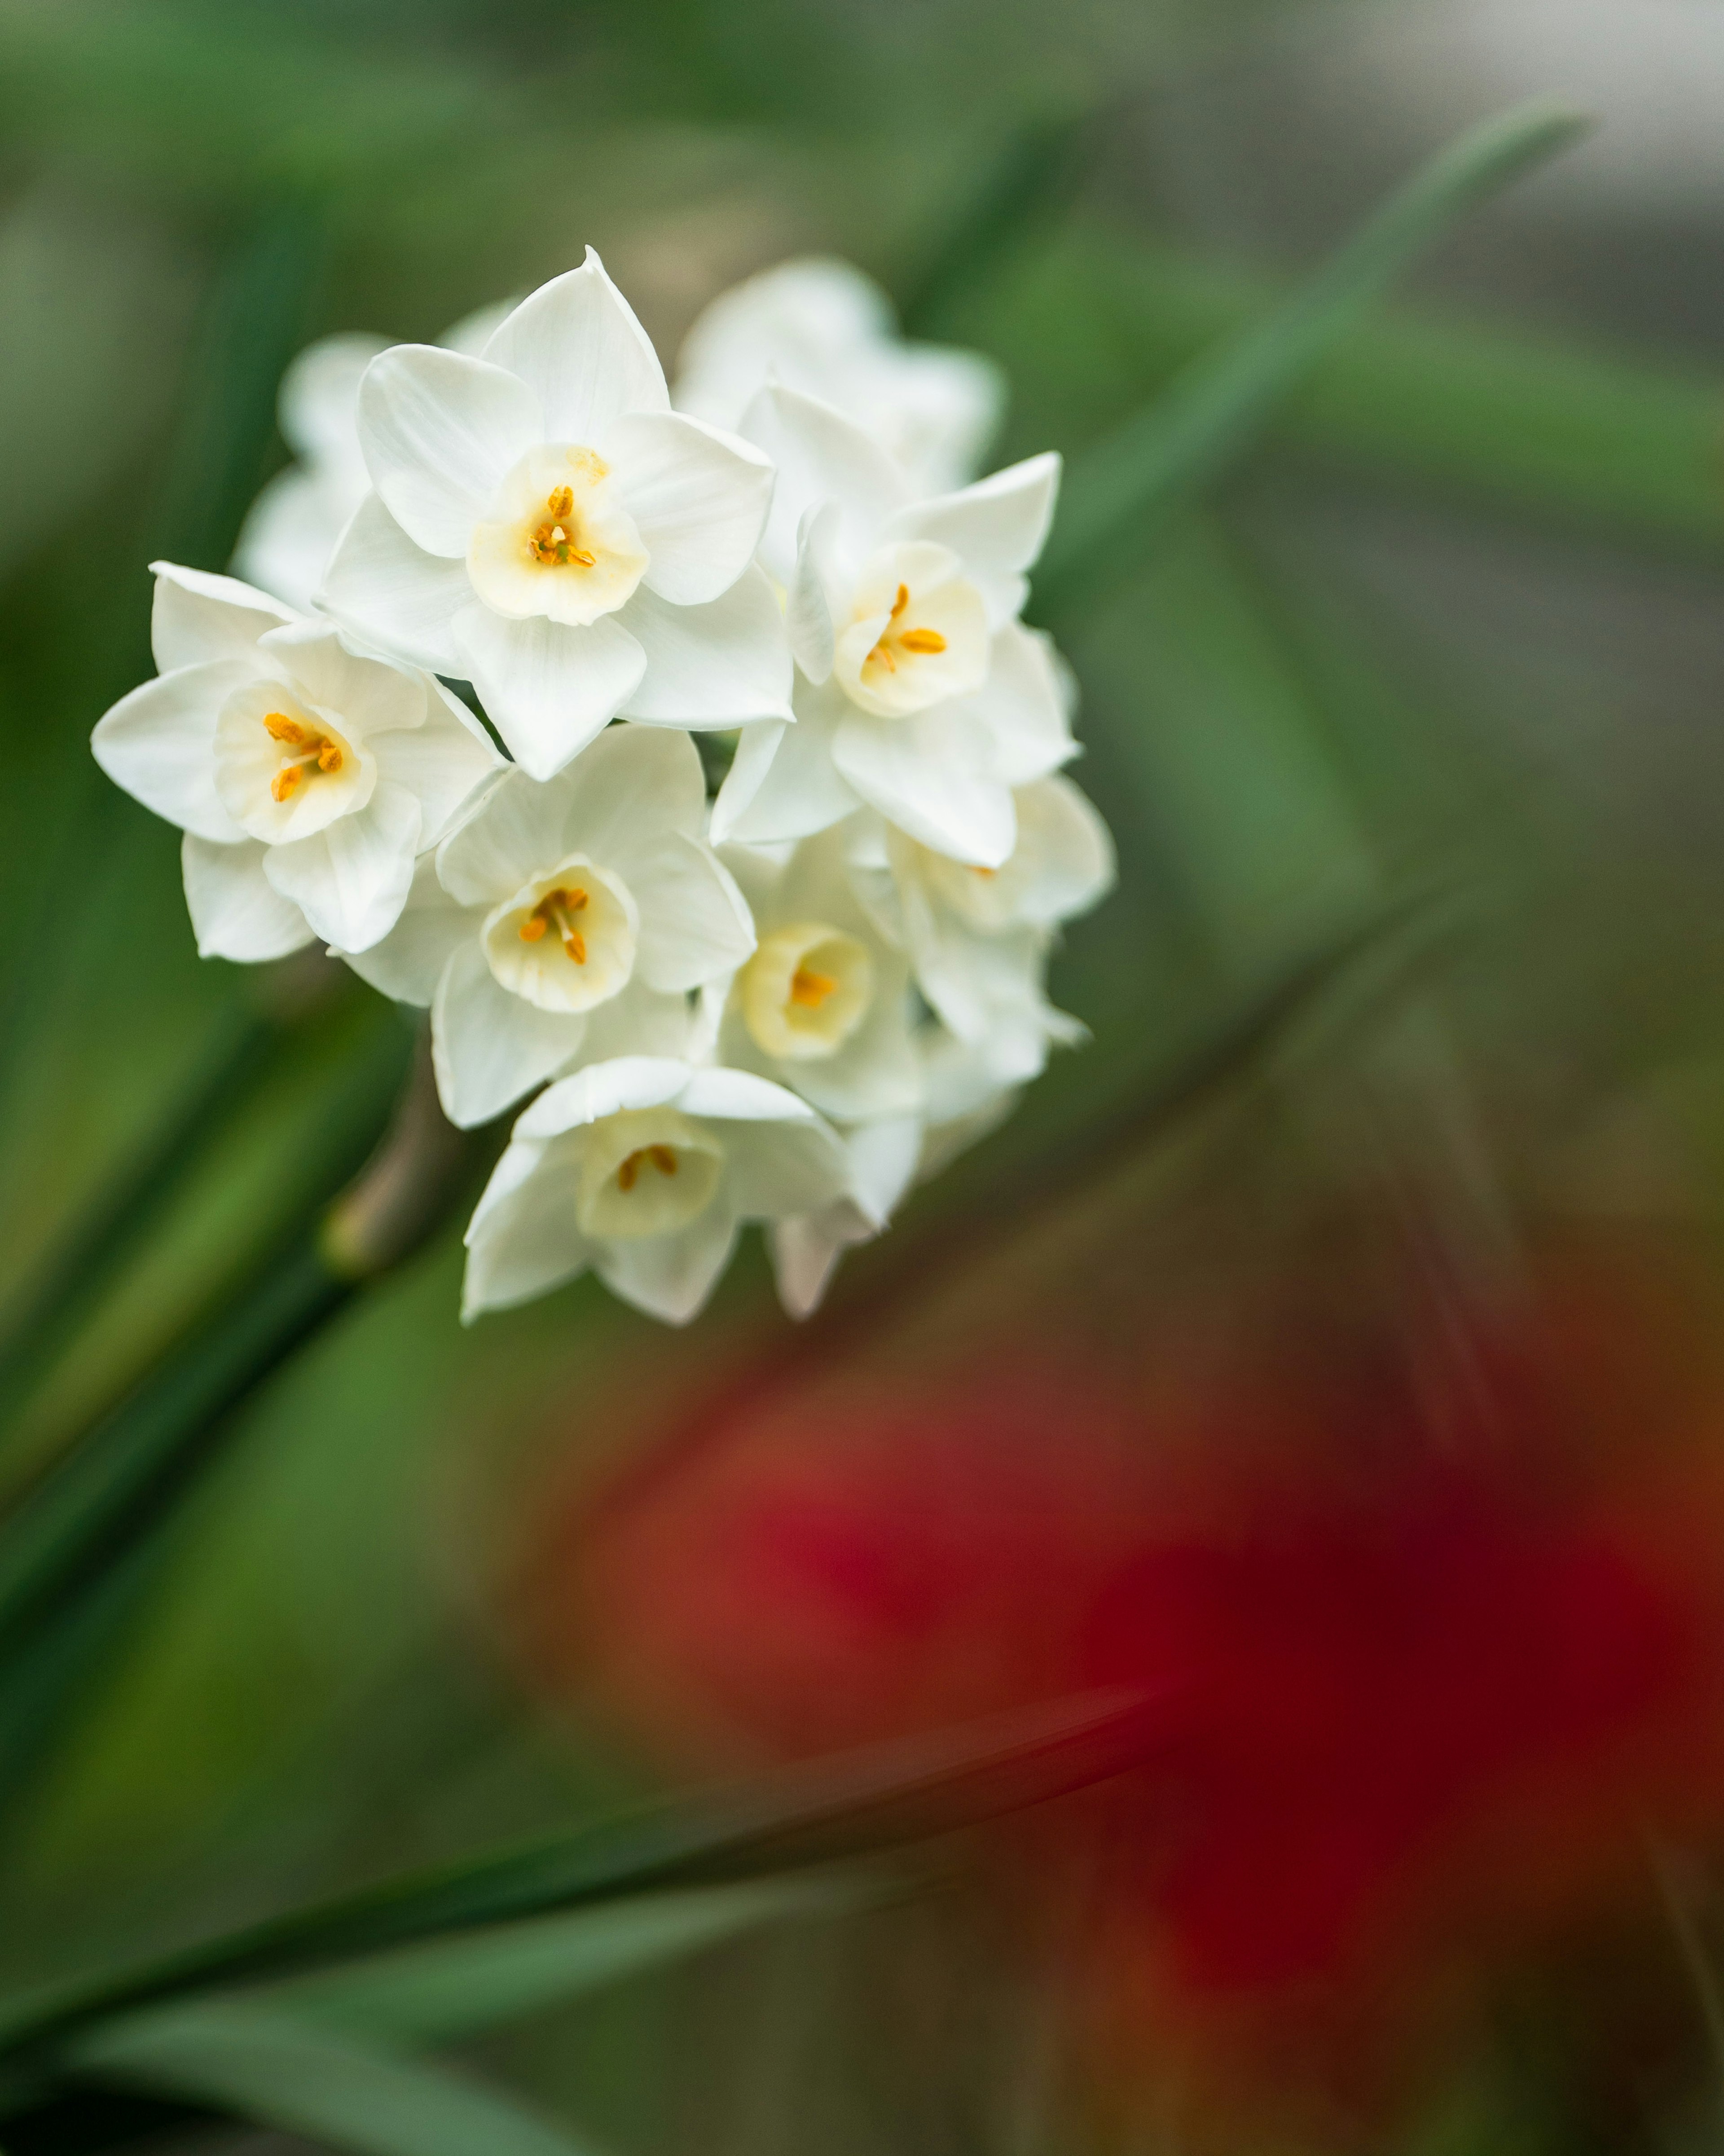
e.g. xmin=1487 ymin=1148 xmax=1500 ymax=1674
xmin=849 ymin=774 xmax=1116 ymax=1082
xmin=712 ymin=824 xmax=921 ymax=1126
xmin=464 ymin=1056 xmax=853 ymax=1326
xmin=711 ymin=385 xmax=1072 ymax=867
xmin=233 ymin=303 xmax=512 ymax=614
xmin=673 ymin=258 xmax=1004 ymax=495
xmin=92 ymin=564 xmax=501 ymax=959
xmin=321 ymin=249 xmax=792 ymax=781
xmin=342 ymin=725 xmax=754 ymax=1129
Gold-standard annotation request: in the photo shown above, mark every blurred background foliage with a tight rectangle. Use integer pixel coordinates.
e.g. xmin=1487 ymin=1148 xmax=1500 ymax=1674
xmin=7 ymin=2 xmax=1724 ymax=2152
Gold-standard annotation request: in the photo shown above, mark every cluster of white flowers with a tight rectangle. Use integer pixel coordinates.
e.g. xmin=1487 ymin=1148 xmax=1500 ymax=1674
xmin=93 ymin=254 xmax=1113 ymax=1326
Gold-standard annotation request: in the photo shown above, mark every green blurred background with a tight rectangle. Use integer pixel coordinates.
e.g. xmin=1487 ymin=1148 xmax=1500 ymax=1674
xmin=7 ymin=0 xmax=1724 ymax=2148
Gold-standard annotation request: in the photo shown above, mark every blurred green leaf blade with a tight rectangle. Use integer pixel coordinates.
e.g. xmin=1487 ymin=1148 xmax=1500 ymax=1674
xmin=72 ymin=2001 xmax=605 ymax=2156
xmin=1037 ymin=98 xmax=1592 ymax=616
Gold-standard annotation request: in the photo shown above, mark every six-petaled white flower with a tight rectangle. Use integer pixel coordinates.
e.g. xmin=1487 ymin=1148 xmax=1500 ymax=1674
xmin=711 ymin=384 xmax=1071 ymax=866
xmin=321 ymin=249 xmax=792 ymax=780
xmin=464 ymin=1056 xmax=853 ymax=1326
xmin=233 ymin=303 xmax=512 ymax=614
xmin=711 ymin=823 xmax=921 ymax=1127
xmin=673 ymin=257 xmax=1003 ymax=495
xmin=92 ymin=564 xmax=501 ymax=959
xmin=342 ymin=725 xmax=756 ymax=1128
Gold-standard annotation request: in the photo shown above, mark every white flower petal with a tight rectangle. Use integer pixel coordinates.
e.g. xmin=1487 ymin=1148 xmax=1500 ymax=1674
xmin=848 ymin=1114 xmax=923 ymax=1225
xmin=181 ymin=834 xmax=314 ymax=962
xmin=740 ymin=382 xmax=910 ymax=587
xmin=556 ymin=723 xmax=708 ymax=862
xmin=433 ymin=937 xmax=586 ymax=1128
xmin=358 ymin=345 xmax=542 ymax=558
xmin=150 ymin=563 xmax=297 ymax=675
xmin=320 ymin=493 xmax=471 ymax=675
xmin=721 ymin=1114 xmax=852 ymax=1218
xmin=481 ymin=248 xmax=669 ymax=442
xmin=580 ymin=983 xmax=695 ymax=1061
xmin=372 ymin=683 xmax=503 ymax=844
xmin=831 ymin=708 xmax=1016 ymax=867
xmin=616 ymin=567 xmax=793 ymax=729
xmin=463 ymin=1138 xmax=593 ymax=1317
xmin=233 ymin=469 xmax=355 ymax=616
xmin=768 ymin=1202 xmax=874 ymax=1319
xmin=594 ymin=1203 xmax=738 ymax=1327
xmin=676 ymin=1065 xmax=823 ymax=1125
xmin=630 ymin=833 xmax=755 ymax=992
xmin=263 ymin=620 xmax=425 ymax=738
xmin=963 ymin=622 xmax=1077 ymax=786
xmin=787 ymin=503 xmax=837 ymax=682
xmin=334 ymin=853 xmax=473 ymax=1003
xmin=709 ymin=681 xmax=857 ymax=847
xmin=517 ymin=1055 xmax=694 ymax=1139
xmin=453 ymin=605 xmax=644 ymax=780
xmin=884 ymin=451 xmax=1060 ymax=587
xmin=434 ymin=765 xmax=574 ymax=907
xmin=600 ymin=409 xmax=774 ymax=605
xmin=261 ymin=780 xmax=421 ymax=952
xmin=92 ymin=661 xmax=254 ymax=845
xmin=278 ymin=332 xmax=387 ymax=466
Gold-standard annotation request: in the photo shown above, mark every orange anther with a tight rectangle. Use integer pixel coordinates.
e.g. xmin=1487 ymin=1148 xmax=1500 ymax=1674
xmin=264 ymin=711 xmax=311 ymax=747
xmin=890 ymin=582 xmax=910 ymax=618
xmin=617 ymin=1153 xmax=639 ymax=1192
xmin=519 ymin=915 xmax=548 ymax=943
xmin=564 ymin=931 xmax=587 ymax=965
xmin=899 ymin=628 xmax=946 ymax=654
xmin=648 ymin=1144 xmax=677 ymax=1176
xmin=271 ymin=765 xmax=303 ymax=803
xmin=316 ymin=739 xmax=343 ymax=772
xmin=790 ymin=966 xmax=837 ymax=1009
xmin=547 ymin=486 xmax=574 ymax=518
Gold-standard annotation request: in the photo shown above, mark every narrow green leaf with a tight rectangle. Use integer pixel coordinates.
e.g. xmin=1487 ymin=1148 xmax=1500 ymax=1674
xmin=72 ymin=2002 xmax=602 ymax=2156
xmin=277 ymin=1879 xmax=861 ymax=2047
xmin=1035 ymin=100 xmax=1592 ymax=617
xmin=0 ymin=1688 xmax=1161 ymax=2079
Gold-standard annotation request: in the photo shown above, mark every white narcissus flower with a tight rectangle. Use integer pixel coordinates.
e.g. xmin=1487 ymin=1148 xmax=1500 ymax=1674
xmin=711 ymin=385 xmax=1072 ymax=867
xmin=233 ymin=302 xmax=513 ymax=614
xmin=713 ymin=823 xmax=921 ymax=1127
xmin=464 ymin=1057 xmax=853 ymax=1326
xmin=673 ymin=258 xmax=1004 ymax=495
xmin=342 ymin=726 xmax=755 ymax=1129
xmin=849 ymin=775 xmax=1115 ymax=1083
xmin=321 ymin=249 xmax=792 ymax=781
xmin=92 ymin=564 xmax=502 ymax=959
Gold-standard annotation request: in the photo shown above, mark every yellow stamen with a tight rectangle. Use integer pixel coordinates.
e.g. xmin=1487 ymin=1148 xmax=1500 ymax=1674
xmin=529 ymin=487 xmax=598 ymax=569
xmin=520 ymin=885 xmax=591 ymax=956
xmin=271 ymin=765 xmax=302 ymax=803
xmin=790 ymin=966 xmax=837 ymax=1010
xmin=617 ymin=1143 xmax=679 ymax=1193
xmin=890 ymin=583 xmax=910 ymax=618
xmin=547 ymin=486 xmax=573 ymax=518
xmin=264 ymin=711 xmax=312 ymax=748
xmin=898 ymin=628 xmax=946 ymax=654
xmin=264 ymin=711 xmax=343 ymax=800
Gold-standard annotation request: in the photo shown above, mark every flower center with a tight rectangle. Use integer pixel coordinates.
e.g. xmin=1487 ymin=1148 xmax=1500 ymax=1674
xmin=263 ymin=710 xmax=344 ymax=803
xmin=616 ymin=1143 xmax=678 ymax=1193
xmin=526 ymin=485 xmax=598 ymax=570
xmin=469 ymin=445 xmax=649 ymax=629
xmin=483 ymin=855 xmax=639 ymax=1015
xmin=865 ymin=583 xmax=948 ymax=677
xmin=518 ymin=882 xmax=589 ymax=964
xmin=831 ymin=541 xmax=990 ymax=720
xmin=742 ymin=922 xmax=874 ymax=1063
xmin=577 ymin=1108 xmax=726 ymax=1241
